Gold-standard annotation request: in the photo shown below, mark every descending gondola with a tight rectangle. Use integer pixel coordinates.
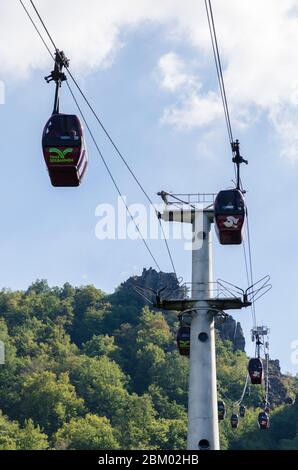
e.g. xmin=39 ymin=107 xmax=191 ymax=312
xmin=42 ymin=114 xmax=88 ymax=187
xmin=231 ymin=413 xmax=239 ymax=429
xmin=258 ymin=411 xmax=270 ymax=430
xmin=248 ymin=357 xmax=263 ymax=385
xmin=239 ymin=404 xmax=246 ymax=418
xmin=214 ymin=188 xmax=246 ymax=245
xmin=218 ymin=400 xmax=226 ymax=421
xmin=176 ymin=325 xmax=190 ymax=356
xmin=42 ymin=50 xmax=88 ymax=187
xmin=214 ymin=140 xmax=248 ymax=245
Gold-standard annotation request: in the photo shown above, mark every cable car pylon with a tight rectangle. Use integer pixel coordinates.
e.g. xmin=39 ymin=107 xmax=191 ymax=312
xmin=157 ymin=191 xmax=252 ymax=450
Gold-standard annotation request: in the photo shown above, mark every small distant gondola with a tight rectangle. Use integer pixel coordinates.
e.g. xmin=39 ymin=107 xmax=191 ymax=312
xmin=285 ymin=397 xmax=293 ymax=405
xmin=239 ymin=404 xmax=246 ymax=418
xmin=177 ymin=326 xmax=190 ymax=356
xmin=248 ymin=357 xmax=263 ymax=385
xmin=231 ymin=413 xmax=239 ymax=429
xmin=214 ymin=189 xmax=246 ymax=245
xmin=218 ymin=400 xmax=226 ymax=421
xmin=258 ymin=411 xmax=270 ymax=430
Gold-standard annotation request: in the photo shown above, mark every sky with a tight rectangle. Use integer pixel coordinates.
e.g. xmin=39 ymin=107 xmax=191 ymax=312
xmin=1 ymin=0 xmax=298 ymax=373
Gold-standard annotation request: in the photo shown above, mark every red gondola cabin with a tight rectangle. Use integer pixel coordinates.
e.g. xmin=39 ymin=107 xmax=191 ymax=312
xmin=248 ymin=357 xmax=263 ymax=385
xmin=177 ymin=326 xmax=190 ymax=356
xmin=258 ymin=411 xmax=270 ymax=430
xmin=214 ymin=189 xmax=245 ymax=245
xmin=42 ymin=114 xmax=88 ymax=187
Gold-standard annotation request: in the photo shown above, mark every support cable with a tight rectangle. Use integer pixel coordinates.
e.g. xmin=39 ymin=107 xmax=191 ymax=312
xmin=28 ymin=0 xmax=177 ymax=276
xmin=19 ymin=0 xmax=177 ymax=275
xmin=204 ymin=0 xmax=257 ymax=329
xmin=204 ymin=0 xmax=233 ymax=145
xmin=66 ymin=82 xmax=161 ymax=271
xmin=19 ymin=0 xmax=162 ymax=272
xmin=235 ymin=373 xmax=249 ymax=407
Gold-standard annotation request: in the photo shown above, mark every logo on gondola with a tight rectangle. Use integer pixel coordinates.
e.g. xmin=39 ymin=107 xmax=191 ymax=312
xmin=179 ymin=341 xmax=190 ymax=347
xmin=223 ymin=216 xmax=239 ymax=228
xmin=49 ymin=147 xmax=74 ymax=162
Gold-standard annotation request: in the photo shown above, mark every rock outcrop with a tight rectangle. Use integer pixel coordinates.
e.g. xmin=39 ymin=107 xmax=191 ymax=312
xmin=215 ymin=315 xmax=245 ymax=352
xmin=268 ymin=359 xmax=293 ymax=407
xmin=126 ymin=268 xmax=246 ymax=351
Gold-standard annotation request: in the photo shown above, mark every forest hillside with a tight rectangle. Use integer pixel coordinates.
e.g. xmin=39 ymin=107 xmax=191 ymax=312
xmin=0 ymin=269 xmax=297 ymax=450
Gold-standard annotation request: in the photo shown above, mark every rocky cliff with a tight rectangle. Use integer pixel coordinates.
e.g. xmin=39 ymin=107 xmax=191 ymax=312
xmin=268 ymin=359 xmax=294 ymax=407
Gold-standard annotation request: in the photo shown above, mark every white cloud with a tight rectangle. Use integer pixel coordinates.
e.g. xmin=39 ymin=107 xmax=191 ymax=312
xmin=1 ymin=0 xmax=188 ymax=78
xmin=158 ymin=52 xmax=196 ymax=91
xmin=0 ymin=81 xmax=5 ymax=105
xmin=269 ymin=104 xmax=298 ymax=162
xmin=2 ymin=0 xmax=298 ymax=159
xmin=155 ymin=0 xmax=298 ymax=160
xmin=157 ymin=52 xmax=222 ymax=130
xmin=161 ymin=90 xmax=222 ymax=129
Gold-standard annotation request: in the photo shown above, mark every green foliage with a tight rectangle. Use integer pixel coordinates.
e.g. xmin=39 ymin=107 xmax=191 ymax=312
xmin=0 ymin=412 xmax=48 ymax=450
xmin=279 ymin=435 xmax=298 ymax=450
xmin=16 ymin=419 xmax=49 ymax=450
xmin=114 ymin=393 xmax=157 ymax=449
xmin=136 ymin=307 xmax=172 ymax=349
xmin=54 ymin=414 xmax=120 ymax=450
xmin=70 ymin=355 xmax=128 ymax=419
xmin=0 ymin=279 xmax=297 ymax=450
xmin=217 ymin=340 xmax=263 ymax=406
xmin=82 ymin=334 xmax=119 ymax=358
xmin=20 ymin=371 xmax=85 ymax=434
xmin=148 ymin=385 xmax=186 ymax=420
xmin=224 ymin=405 xmax=296 ymax=450
xmin=153 ymin=353 xmax=189 ymax=406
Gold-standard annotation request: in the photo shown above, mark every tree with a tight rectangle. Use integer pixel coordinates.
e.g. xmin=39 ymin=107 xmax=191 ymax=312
xmin=82 ymin=334 xmax=119 ymax=358
xmin=71 ymin=285 xmax=107 ymax=345
xmin=0 ymin=411 xmax=20 ymax=450
xmin=54 ymin=414 xmax=119 ymax=450
xmin=136 ymin=307 xmax=172 ymax=350
xmin=148 ymin=384 xmax=186 ymax=420
xmin=20 ymin=371 xmax=85 ymax=435
xmin=70 ymin=355 xmax=128 ymax=419
xmin=114 ymin=394 xmax=157 ymax=450
xmin=26 ymin=280 xmax=51 ymax=295
xmin=0 ymin=412 xmax=48 ymax=450
xmin=0 ymin=278 xmax=297 ymax=450
xmin=16 ymin=419 xmax=49 ymax=450
xmin=134 ymin=343 xmax=166 ymax=392
xmin=279 ymin=435 xmax=298 ymax=450
xmin=153 ymin=352 xmax=189 ymax=406
xmin=149 ymin=418 xmax=187 ymax=450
